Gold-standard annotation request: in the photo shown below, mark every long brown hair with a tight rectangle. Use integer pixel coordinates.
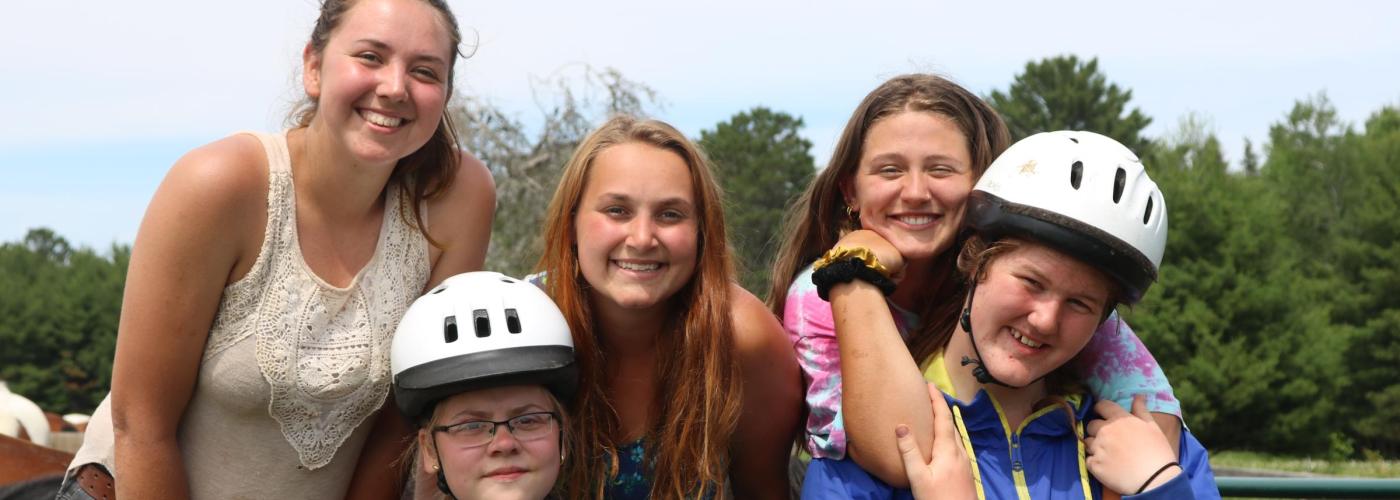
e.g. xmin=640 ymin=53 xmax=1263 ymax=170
xmin=289 ymin=0 xmax=466 ymax=246
xmin=768 ymin=74 xmax=1011 ymax=365
xmin=536 ymin=116 xmax=741 ymax=499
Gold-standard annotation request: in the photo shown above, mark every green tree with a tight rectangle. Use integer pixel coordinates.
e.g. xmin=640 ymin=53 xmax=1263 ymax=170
xmin=698 ymin=107 xmax=815 ymax=294
xmin=1128 ymin=115 xmax=1349 ymax=454
xmin=459 ymin=67 xmax=659 ymax=277
xmin=988 ymin=55 xmax=1153 ymax=153
xmin=1332 ymin=106 xmax=1400 ymax=455
xmin=0 ymin=228 xmax=126 ymax=414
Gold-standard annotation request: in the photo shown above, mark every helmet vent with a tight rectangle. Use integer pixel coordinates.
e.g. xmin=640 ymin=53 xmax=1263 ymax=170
xmin=430 ymin=286 xmax=446 ymax=295
xmin=1144 ymin=196 xmax=1155 ymax=224
xmin=1113 ymin=167 xmax=1127 ymax=203
xmin=1070 ymin=161 xmax=1083 ymax=189
xmin=500 ymin=277 xmax=516 ymax=283
xmin=443 ymin=316 xmax=458 ymax=343
xmin=473 ymin=309 xmax=491 ymax=338
xmin=505 ymin=309 xmax=522 ymax=333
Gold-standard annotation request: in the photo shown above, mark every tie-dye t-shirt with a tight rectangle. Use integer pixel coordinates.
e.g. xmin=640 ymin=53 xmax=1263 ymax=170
xmin=784 ymin=264 xmax=1182 ymax=459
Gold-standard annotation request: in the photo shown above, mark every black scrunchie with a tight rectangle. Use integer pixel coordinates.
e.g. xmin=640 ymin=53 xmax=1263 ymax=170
xmin=812 ymin=257 xmax=897 ymax=301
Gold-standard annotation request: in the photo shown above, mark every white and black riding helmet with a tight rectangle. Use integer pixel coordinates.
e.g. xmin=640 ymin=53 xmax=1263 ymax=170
xmin=966 ymin=130 xmax=1167 ymax=303
xmin=391 ymin=271 xmax=577 ymax=421
xmin=957 ymin=131 xmax=1168 ymax=387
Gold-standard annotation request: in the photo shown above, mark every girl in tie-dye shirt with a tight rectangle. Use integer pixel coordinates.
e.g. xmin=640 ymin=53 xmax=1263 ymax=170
xmin=782 ymin=265 xmax=1180 ymax=461
xmin=767 ymin=74 xmax=1182 ymax=491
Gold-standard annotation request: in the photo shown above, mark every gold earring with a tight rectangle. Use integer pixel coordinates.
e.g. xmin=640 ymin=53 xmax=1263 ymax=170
xmin=432 ymin=464 xmax=440 ymax=471
xmin=845 ymin=204 xmax=861 ymax=228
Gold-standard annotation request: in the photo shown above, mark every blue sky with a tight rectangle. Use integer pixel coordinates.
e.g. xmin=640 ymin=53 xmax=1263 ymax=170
xmin=3 ymin=0 xmax=1398 ymax=250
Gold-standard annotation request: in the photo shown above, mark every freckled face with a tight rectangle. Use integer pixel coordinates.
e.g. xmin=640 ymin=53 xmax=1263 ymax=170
xmin=969 ymin=242 xmax=1112 ymax=387
xmin=846 ymin=111 xmax=974 ymax=262
xmin=573 ymin=142 xmax=700 ymax=314
xmin=303 ymin=0 xmax=453 ymax=168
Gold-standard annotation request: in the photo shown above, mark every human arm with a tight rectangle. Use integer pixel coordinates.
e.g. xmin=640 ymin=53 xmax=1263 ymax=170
xmin=1085 ymin=396 xmax=1184 ymax=497
xmin=345 ymin=151 xmax=495 ymax=500
xmin=898 ymin=384 xmax=975 ymax=500
xmin=111 ymin=136 xmax=269 ymax=499
xmin=728 ymin=285 xmax=804 ymax=499
xmin=1074 ymin=314 xmax=1182 ymax=457
xmin=828 ymin=230 xmax=932 ymax=487
xmin=423 ymin=151 xmax=496 ymax=287
xmin=343 ymin=395 xmax=416 ymax=500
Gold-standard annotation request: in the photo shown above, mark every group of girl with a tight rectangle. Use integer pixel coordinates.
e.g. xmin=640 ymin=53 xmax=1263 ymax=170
xmin=58 ymin=0 xmax=1219 ymax=498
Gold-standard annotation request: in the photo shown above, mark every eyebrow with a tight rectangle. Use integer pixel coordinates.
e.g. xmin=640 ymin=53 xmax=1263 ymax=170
xmin=1022 ymin=265 xmax=1107 ymax=306
xmin=597 ymin=193 xmax=693 ymax=208
xmin=447 ymin=403 xmax=550 ymax=422
xmin=353 ymin=38 xmax=449 ymax=67
xmin=866 ymin=152 xmax=966 ymax=168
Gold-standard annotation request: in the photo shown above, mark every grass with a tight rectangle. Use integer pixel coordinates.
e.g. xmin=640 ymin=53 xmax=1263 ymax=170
xmin=1211 ymin=450 xmax=1400 ymax=478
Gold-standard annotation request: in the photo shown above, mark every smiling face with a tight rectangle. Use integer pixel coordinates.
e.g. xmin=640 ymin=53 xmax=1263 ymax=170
xmin=302 ymin=0 xmax=453 ymax=167
xmin=845 ymin=111 xmax=975 ymax=263
xmin=573 ymin=141 xmax=700 ymax=315
xmin=966 ymin=240 xmax=1113 ymax=387
xmin=420 ymin=385 xmax=562 ymax=500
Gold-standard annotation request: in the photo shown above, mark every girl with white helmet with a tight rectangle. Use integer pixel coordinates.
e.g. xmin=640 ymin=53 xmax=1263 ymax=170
xmin=770 ymin=75 xmax=1189 ymax=494
xmin=810 ymin=131 xmax=1219 ymax=498
xmin=392 ymin=271 xmax=577 ymax=500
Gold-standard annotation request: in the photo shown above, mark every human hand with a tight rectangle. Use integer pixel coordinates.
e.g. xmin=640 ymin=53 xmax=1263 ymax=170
xmin=897 ymin=383 xmax=974 ymax=500
xmin=1085 ymin=395 xmax=1182 ymax=495
xmin=834 ymin=229 xmax=905 ymax=281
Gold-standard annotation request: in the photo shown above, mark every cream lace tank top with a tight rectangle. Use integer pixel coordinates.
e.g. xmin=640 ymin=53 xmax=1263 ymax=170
xmin=69 ymin=130 xmax=431 ymax=499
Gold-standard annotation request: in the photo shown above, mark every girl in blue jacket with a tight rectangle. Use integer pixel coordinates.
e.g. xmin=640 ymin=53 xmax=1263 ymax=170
xmin=806 ymin=130 xmax=1218 ymax=499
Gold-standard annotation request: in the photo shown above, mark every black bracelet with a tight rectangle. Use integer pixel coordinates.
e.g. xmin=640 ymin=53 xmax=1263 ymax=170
xmin=812 ymin=257 xmax=897 ymax=301
xmin=1134 ymin=461 xmax=1181 ymax=495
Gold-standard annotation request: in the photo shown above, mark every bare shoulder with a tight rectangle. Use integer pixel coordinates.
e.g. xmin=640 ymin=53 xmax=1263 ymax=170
xmin=161 ymin=134 xmax=269 ymax=212
xmin=423 ymin=149 xmax=496 ymax=286
xmin=729 ymin=284 xmax=790 ymax=357
xmin=139 ymin=134 xmax=271 ymax=273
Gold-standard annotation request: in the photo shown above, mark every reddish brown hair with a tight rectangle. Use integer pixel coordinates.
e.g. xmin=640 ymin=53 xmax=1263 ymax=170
xmin=536 ymin=116 xmax=741 ymax=499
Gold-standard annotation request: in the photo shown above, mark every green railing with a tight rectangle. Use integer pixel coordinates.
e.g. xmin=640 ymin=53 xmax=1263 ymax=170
xmin=1218 ymin=477 xmax=1400 ymax=498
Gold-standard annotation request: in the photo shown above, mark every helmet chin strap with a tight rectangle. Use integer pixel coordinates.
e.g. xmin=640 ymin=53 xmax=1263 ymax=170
xmin=432 ymin=434 xmax=457 ymax=500
xmin=958 ymin=279 xmax=1015 ymax=389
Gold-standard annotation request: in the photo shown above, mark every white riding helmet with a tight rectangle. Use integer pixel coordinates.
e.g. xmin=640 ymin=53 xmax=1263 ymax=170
xmin=967 ymin=130 xmax=1168 ymax=303
xmin=391 ymin=272 xmax=576 ymax=420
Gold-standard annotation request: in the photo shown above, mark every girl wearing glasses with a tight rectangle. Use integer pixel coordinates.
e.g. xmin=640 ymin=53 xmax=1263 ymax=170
xmin=391 ymin=271 xmax=578 ymax=500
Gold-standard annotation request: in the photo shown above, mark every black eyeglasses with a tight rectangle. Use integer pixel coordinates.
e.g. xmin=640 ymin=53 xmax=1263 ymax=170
xmin=432 ymin=411 xmax=560 ymax=448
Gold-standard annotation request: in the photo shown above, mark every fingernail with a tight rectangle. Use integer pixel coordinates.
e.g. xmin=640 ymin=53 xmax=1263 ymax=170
xmin=896 ymin=424 xmax=910 ymax=438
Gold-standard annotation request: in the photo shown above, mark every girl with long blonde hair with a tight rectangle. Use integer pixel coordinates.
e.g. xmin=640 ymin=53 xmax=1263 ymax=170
xmin=534 ymin=116 xmax=801 ymax=499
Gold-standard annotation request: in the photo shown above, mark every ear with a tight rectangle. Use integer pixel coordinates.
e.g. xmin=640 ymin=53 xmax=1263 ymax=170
xmin=302 ymin=42 xmax=323 ymax=100
xmin=417 ymin=429 xmax=438 ymax=473
xmin=838 ymin=177 xmax=856 ymax=209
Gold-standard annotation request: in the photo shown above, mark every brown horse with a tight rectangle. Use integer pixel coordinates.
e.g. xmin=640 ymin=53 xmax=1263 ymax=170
xmin=0 ymin=434 xmax=72 ymax=485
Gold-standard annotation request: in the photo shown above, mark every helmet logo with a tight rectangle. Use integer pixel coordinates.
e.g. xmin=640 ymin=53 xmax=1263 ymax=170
xmin=1018 ymin=160 xmax=1037 ymax=175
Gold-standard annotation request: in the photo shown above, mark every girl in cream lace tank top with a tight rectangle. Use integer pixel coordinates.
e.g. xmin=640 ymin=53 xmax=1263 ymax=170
xmin=69 ymin=130 xmax=430 ymax=498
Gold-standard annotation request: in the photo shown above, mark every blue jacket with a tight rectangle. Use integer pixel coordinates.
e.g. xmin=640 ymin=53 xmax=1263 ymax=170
xmin=802 ymin=356 xmax=1219 ymax=499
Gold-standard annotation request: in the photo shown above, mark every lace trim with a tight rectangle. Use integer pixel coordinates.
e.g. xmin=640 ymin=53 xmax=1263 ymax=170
xmin=207 ymin=131 xmax=430 ymax=469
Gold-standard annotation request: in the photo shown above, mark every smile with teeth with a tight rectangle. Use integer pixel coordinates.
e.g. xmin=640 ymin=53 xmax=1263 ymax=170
xmin=360 ymin=109 xmax=407 ymax=128
xmin=1009 ymin=328 xmax=1043 ymax=348
xmin=615 ymin=260 xmax=661 ymax=272
xmin=893 ymin=214 xmax=937 ymax=225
